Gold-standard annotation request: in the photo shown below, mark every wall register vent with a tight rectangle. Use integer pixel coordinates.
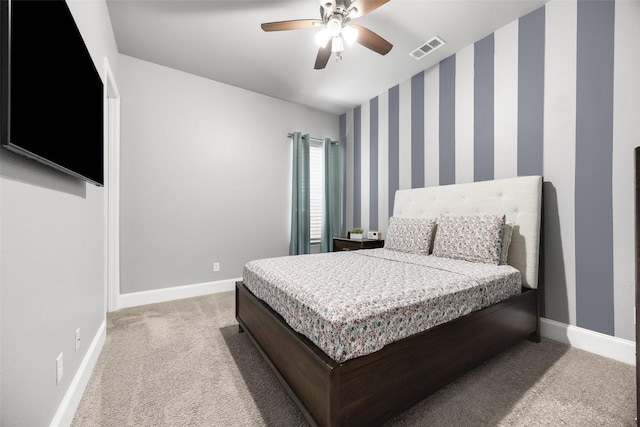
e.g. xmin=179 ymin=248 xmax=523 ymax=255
xmin=409 ymin=36 xmax=446 ymax=60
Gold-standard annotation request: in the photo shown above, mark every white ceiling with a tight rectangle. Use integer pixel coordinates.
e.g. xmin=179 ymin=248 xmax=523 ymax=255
xmin=106 ymin=0 xmax=549 ymax=115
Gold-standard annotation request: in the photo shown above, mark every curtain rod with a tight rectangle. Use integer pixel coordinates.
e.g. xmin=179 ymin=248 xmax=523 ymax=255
xmin=287 ymin=132 xmax=325 ymax=143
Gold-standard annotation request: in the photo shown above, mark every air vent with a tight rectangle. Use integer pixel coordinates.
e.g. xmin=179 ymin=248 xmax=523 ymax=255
xmin=409 ymin=36 xmax=446 ymax=60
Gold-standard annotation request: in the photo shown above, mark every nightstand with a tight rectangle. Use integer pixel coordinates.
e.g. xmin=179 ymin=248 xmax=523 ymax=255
xmin=332 ymin=237 xmax=385 ymax=252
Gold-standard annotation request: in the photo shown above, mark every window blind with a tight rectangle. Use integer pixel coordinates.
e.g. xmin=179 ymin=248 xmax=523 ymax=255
xmin=309 ymin=141 xmax=324 ymax=242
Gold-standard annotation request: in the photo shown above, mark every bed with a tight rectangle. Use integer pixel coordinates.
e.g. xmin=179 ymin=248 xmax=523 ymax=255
xmin=235 ymin=175 xmax=542 ymax=426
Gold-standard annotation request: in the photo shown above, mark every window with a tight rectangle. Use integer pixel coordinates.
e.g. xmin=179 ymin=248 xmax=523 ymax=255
xmin=309 ymin=141 xmax=324 ymax=242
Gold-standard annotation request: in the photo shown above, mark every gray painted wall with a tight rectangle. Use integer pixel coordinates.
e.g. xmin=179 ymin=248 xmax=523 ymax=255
xmin=342 ymin=0 xmax=640 ymax=341
xmin=118 ymin=55 xmax=339 ymax=294
xmin=0 ymin=1 xmax=119 ymax=425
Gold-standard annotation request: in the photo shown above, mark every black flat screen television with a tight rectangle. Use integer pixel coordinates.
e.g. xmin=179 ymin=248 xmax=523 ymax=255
xmin=1 ymin=0 xmax=104 ymax=186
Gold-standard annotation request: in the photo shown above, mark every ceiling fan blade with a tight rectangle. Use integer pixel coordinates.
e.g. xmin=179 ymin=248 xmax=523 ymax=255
xmin=318 ymin=0 xmax=336 ymax=13
xmin=314 ymin=41 xmax=332 ymax=70
xmin=261 ymin=19 xmax=321 ymax=32
xmin=347 ymin=0 xmax=390 ymax=18
xmin=351 ymin=24 xmax=392 ymax=55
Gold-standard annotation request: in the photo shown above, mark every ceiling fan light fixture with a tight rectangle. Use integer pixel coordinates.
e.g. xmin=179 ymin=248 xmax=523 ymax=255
xmin=260 ymin=0 xmax=393 ymax=69
xmin=341 ymin=25 xmax=358 ymax=45
xmin=315 ymin=28 xmax=331 ymax=47
xmin=331 ymin=36 xmax=344 ymax=52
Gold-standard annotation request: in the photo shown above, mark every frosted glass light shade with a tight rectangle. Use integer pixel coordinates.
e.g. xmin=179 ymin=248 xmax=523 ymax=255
xmin=315 ymin=28 xmax=331 ymax=47
xmin=331 ymin=36 xmax=344 ymax=52
xmin=342 ymin=25 xmax=358 ymax=45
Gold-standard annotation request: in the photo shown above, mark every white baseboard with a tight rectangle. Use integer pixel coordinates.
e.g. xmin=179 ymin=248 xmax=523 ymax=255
xmin=49 ymin=320 xmax=107 ymax=427
xmin=540 ymin=317 xmax=635 ymax=366
xmin=117 ymin=278 xmax=240 ymax=310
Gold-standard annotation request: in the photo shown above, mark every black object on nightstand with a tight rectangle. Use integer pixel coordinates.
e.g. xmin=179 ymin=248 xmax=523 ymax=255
xmin=332 ymin=237 xmax=385 ymax=252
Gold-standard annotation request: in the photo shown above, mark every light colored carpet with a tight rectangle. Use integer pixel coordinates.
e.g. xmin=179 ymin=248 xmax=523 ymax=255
xmin=72 ymin=291 xmax=636 ymax=426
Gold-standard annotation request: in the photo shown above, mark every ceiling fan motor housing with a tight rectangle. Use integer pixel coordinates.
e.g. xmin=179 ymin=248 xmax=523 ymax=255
xmin=326 ymin=17 xmax=343 ymax=36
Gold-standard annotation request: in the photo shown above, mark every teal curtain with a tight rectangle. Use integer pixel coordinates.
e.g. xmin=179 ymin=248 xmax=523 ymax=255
xmin=320 ymin=138 xmax=344 ymax=253
xmin=289 ymin=132 xmax=311 ymax=255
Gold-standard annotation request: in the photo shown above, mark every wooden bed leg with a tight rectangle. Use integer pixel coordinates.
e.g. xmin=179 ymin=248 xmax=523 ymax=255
xmin=530 ymin=289 xmax=541 ymax=343
xmin=528 ymin=302 xmax=541 ymax=342
xmin=235 ymin=281 xmax=245 ymax=334
xmin=528 ymin=329 xmax=541 ymax=343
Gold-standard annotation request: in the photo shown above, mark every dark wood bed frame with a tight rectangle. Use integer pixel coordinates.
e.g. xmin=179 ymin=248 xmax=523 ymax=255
xmin=236 ymin=176 xmax=542 ymax=425
xmin=236 ymin=281 xmax=539 ymax=426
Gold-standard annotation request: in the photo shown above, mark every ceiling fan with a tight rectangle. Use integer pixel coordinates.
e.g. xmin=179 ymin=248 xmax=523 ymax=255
xmin=261 ymin=0 xmax=393 ymax=70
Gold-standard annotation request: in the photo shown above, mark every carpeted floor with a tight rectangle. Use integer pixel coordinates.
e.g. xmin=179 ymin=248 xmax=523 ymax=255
xmin=71 ymin=291 xmax=636 ymax=426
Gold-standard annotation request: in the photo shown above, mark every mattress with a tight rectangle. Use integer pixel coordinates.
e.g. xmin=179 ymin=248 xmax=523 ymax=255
xmin=242 ymin=248 xmax=521 ymax=363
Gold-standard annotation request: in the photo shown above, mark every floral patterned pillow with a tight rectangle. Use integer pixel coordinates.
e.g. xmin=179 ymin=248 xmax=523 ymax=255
xmin=432 ymin=215 xmax=505 ymax=264
xmin=384 ymin=217 xmax=437 ymax=255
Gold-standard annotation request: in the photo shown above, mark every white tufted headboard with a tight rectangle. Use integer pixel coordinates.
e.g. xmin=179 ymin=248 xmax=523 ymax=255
xmin=393 ymin=176 xmax=542 ymax=289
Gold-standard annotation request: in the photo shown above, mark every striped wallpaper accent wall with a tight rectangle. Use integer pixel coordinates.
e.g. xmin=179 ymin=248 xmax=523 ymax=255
xmin=517 ymin=7 xmax=545 ymax=177
xmin=340 ymin=113 xmax=347 ymax=236
xmin=411 ymin=72 xmax=425 ymax=188
xmin=542 ymin=0 xmax=578 ymax=330
xmin=370 ymin=97 xmax=379 ymax=230
xmin=339 ymin=0 xmax=640 ymax=340
xmin=353 ymin=106 xmax=362 ymax=229
xmin=455 ymin=44 xmax=474 ymax=184
xmin=424 ymin=64 xmax=440 ymax=188
xmin=388 ymin=85 xmax=400 ymax=220
xmin=439 ymin=55 xmax=456 ymax=186
xmin=574 ymin=0 xmax=615 ymax=335
xmin=474 ymin=34 xmax=494 ymax=182
xmin=612 ymin=0 xmax=640 ymax=345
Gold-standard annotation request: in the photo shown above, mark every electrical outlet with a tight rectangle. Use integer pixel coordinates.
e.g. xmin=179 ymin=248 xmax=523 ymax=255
xmin=213 ymin=262 xmax=220 ymax=272
xmin=56 ymin=353 xmax=63 ymax=384
xmin=75 ymin=328 xmax=81 ymax=352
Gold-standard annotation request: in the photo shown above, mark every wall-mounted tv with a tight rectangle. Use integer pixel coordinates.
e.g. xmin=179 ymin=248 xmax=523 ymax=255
xmin=1 ymin=0 xmax=104 ymax=186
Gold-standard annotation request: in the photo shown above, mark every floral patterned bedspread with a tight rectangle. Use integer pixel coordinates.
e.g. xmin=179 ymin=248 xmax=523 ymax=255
xmin=242 ymin=248 xmax=521 ymax=363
